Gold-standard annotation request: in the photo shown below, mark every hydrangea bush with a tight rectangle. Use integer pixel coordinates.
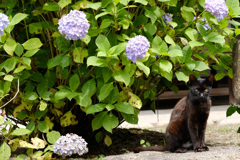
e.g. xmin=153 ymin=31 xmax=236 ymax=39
xmin=0 ymin=0 xmax=239 ymax=159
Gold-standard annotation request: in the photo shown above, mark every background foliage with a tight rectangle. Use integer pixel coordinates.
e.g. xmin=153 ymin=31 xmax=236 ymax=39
xmin=0 ymin=0 xmax=240 ymax=159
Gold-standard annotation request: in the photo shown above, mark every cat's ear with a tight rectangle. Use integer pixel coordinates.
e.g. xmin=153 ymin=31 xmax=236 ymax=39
xmin=206 ymin=75 xmax=214 ymax=86
xmin=188 ymin=74 xmax=198 ymax=86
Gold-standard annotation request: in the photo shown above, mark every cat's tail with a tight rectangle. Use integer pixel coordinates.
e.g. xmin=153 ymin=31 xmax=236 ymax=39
xmin=133 ymin=146 xmax=166 ymax=153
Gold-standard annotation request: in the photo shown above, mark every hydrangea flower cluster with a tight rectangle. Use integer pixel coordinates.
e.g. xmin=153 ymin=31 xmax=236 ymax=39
xmin=205 ymin=0 xmax=228 ymax=21
xmin=162 ymin=13 xmax=173 ymax=26
xmin=58 ymin=10 xmax=90 ymax=40
xmin=0 ymin=13 xmax=9 ymax=36
xmin=125 ymin=35 xmax=150 ymax=63
xmin=53 ymin=133 xmax=88 ymax=156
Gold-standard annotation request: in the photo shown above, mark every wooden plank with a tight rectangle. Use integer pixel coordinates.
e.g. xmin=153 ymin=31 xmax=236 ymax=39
xmin=157 ymin=88 xmax=229 ymax=100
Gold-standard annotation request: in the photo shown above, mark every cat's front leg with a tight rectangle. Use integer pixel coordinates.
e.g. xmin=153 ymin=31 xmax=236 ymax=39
xmin=198 ymin=116 xmax=209 ymax=151
xmin=188 ymin=121 xmax=200 ymax=151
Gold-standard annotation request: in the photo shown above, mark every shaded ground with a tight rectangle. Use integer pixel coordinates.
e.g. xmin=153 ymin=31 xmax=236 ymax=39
xmin=83 ymin=128 xmax=165 ymax=159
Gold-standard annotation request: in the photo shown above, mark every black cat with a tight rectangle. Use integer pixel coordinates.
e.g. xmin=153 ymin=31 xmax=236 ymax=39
xmin=134 ymin=74 xmax=214 ymax=153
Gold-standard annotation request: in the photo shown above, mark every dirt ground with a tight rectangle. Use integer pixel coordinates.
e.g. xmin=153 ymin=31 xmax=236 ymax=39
xmin=81 ymin=128 xmax=165 ymax=159
xmin=80 ymin=124 xmax=240 ymax=159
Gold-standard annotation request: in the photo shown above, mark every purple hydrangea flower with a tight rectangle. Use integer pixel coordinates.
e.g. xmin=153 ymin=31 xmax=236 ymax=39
xmin=58 ymin=10 xmax=90 ymax=40
xmin=162 ymin=13 xmax=173 ymax=26
xmin=53 ymin=133 xmax=88 ymax=156
xmin=0 ymin=13 xmax=9 ymax=36
xmin=205 ymin=0 xmax=228 ymax=21
xmin=126 ymin=35 xmax=150 ymax=63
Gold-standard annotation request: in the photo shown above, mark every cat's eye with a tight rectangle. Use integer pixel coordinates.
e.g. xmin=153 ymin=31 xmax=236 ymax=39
xmin=195 ymin=89 xmax=199 ymax=92
xmin=204 ymin=89 xmax=208 ymax=92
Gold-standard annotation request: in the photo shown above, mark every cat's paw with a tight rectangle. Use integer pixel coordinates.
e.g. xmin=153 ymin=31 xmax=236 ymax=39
xmin=194 ymin=147 xmax=202 ymax=152
xmin=194 ymin=146 xmax=209 ymax=152
xmin=201 ymin=146 xmax=209 ymax=151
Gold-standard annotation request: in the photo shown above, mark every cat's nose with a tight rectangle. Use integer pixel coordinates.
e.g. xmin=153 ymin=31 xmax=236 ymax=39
xmin=200 ymin=93 xmax=204 ymax=97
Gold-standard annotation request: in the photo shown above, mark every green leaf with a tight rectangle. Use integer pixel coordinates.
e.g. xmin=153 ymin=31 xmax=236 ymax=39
xmin=106 ymin=104 xmax=115 ymax=111
xmin=58 ymin=0 xmax=71 ymax=9
xmin=145 ymin=10 xmax=157 ymax=24
xmin=87 ymin=56 xmax=108 ymax=67
xmin=22 ymin=38 xmax=43 ymax=50
xmin=76 ymin=93 xmax=92 ymax=107
xmin=46 ymin=131 xmax=61 ymax=144
xmin=10 ymin=13 xmax=28 ymax=26
xmin=25 ymin=92 xmax=38 ymax=101
xmin=164 ymin=35 xmax=175 ymax=45
xmin=38 ymin=121 xmax=49 ymax=133
xmin=47 ymin=54 xmax=63 ymax=69
xmin=87 ymin=104 xmax=106 ymax=114
xmin=185 ymin=28 xmax=198 ymax=41
xmin=0 ymin=142 xmax=11 ymax=160
xmin=3 ymin=38 xmax=17 ymax=56
xmin=104 ymin=135 xmax=112 ymax=147
xmin=29 ymin=22 xmax=43 ymax=34
xmin=108 ymin=42 xmax=127 ymax=56
xmin=26 ymin=120 xmax=35 ymax=133
xmin=214 ymin=72 xmax=225 ymax=81
xmin=103 ymin=113 xmax=119 ymax=133
xmin=168 ymin=49 xmax=183 ymax=57
xmin=82 ymin=79 xmax=96 ymax=97
xmin=16 ymin=154 xmax=30 ymax=160
xmin=69 ymin=74 xmax=80 ymax=91
xmin=226 ymin=0 xmax=240 ymax=16
xmin=113 ymin=70 xmax=131 ymax=86
xmin=121 ymin=112 xmax=138 ymax=124
xmin=175 ymin=71 xmax=189 ymax=82
xmin=152 ymin=36 xmax=162 ymax=55
xmin=128 ymin=92 xmax=142 ymax=109
xmin=98 ymin=82 xmax=114 ymax=101
xmin=15 ymin=43 xmax=24 ymax=57
xmin=226 ymin=105 xmax=238 ymax=117
xmin=204 ymin=32 xmax=225 ymax=45
xmin=55 ymin=89 xmax=71 ymax=100
xmin=136 ymin=61 xmax=150 ymax=76
xmin=144 ymin=23 xmax=157 ymax=35
xmin=92 ymin=111 xmax=108 ymax=131
xmin=3 ymin=57 xmax=18 ymax=73
xmin=196 ymin=23 xmax=207 ymax=36
xmin=181 ymin=6 xmax=196 ymax=15
xmin=60 ymin=111 xmax=78 ymax=127
xmin=115 ymin=102 xmax=134 ymax=114
xmin=23 ymin=49 xmax=40 ymax=58
xmin=4 ymin=75 xmax=14 ymax=82
xmin=135 ymin=0 xmax=148 ymax=5
xmin=87 ymin=1 xmax=101 ymax=10
xmin=96 ymin=34 xmax=111 ymax=54
xmin=107 ymin=87 xmax=119 ymax=104
xmin=189 ymin=41 xmax=204 ymax=48
xmin=39 ymin=100 xmax=47 ymax=111
xmin=159 ymin=59 xmax=172 ymax=72
xmin=194 ymin=61 xmax=210 ymax=71
xmin=73 ymin=47 xmax=88 ymax=63
xmin=11 ymin=128 xmax=31 ymax=136
xmin=100 ymin=19 xmax=112 ymax=29
xmin=43 ymin=2 xmax=59 ymax=11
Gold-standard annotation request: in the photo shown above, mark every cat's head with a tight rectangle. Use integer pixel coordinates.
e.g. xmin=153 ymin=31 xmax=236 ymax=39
xmin=188 ymin=74 xmax=214 ymax=100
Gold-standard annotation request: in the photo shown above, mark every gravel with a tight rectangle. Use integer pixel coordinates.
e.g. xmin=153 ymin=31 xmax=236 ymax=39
xmin=103 ymin=124 xmax=240 ymax=160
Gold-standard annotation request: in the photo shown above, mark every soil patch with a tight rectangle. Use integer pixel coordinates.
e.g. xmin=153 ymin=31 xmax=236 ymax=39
xmin=83 ymin=128 xmax=165 ymax=159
